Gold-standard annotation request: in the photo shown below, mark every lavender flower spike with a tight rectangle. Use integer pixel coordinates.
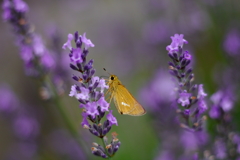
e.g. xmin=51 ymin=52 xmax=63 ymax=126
xmin=166 ymin=34 xmax=207 ymax=131
xmin=64 ymin=31 xmax=120 ymax=158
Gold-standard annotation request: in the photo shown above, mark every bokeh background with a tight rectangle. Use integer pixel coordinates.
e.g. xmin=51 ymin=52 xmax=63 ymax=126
xmin=1 ymin=0 xmax=240 ymax=159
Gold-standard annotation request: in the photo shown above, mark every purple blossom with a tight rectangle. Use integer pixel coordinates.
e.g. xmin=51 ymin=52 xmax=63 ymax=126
xmin=3 ymin=0 xmax=56 ymax=78
xmin=65 ymin=31 xmax=120 ymax=157
xmin=166 ymin=34 xmax=208 ymax=131
xmin=97 ymin=97 xmax=109 ymax=112
xmin=166 ymin=34 xmax=188 ymax=54
xmin=98 ymin=79 xmax=109 ymax=93
xmin=69 ymin=85 xmax=78 ymax=98
xmin=81 ymin=33 xmax=95 ymax=49
xmin=198 ymin=99 xmax=207 ymax=114
xmin=62 ymin=33 xmax=74 ymax=50
xmin=107 ymin=110 xmax=118 ymax=126
xmin=197 ymin=84 xmax=207 ymax=99
xmin=184 ymin=51 xmax=192 ymax=60
xmin=178 ymin=91 xmax=191 ymax=107
xmin=70 ymin=48 xmax=83 ymax=63
xmin=85 ymin=102 xmax=99 ymax=118
xmin=76 ymin=87 xmax=90 ymax=100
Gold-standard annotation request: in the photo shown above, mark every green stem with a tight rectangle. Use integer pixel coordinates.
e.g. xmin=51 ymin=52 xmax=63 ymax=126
xmin=101 ymin=137 xmax=112 ymax=159
xmin=45 ymin=75 xmax=90 ymax=155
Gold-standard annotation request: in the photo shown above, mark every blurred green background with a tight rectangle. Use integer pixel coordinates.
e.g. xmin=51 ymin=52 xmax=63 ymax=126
xmin=1 ymin=0 xmax=240 ymax=159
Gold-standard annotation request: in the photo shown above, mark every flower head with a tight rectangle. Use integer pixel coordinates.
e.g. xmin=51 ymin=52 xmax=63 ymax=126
xmin=166 ymin=34 xmax=188 ymax=53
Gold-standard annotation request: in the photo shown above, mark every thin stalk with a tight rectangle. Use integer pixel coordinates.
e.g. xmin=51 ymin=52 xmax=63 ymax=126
xmin=101 ymin=137 xmax=112 ymax=159
xmin=45 ymin=74 xmax=90 ymax=155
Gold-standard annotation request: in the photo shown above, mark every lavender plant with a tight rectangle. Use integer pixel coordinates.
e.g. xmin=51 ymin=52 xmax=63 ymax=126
xmin=2 ymin=0 xmax=55 ymax=77
xmin=204 ymin=28 xmax=240 ymax=160
xmin=166 ymin=34 xmax=208 ymax=131
xmin=2 ymin=0 xmax=88 ymax=157
xmin=63 ymin=31 xmax=120 ymax=159
xmin=141 ymin=34 xmax=209 ymax=159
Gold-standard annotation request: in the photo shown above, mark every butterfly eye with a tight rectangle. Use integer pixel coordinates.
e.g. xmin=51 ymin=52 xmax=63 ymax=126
xmin=111 ymin=76 xmax=114 ymax=80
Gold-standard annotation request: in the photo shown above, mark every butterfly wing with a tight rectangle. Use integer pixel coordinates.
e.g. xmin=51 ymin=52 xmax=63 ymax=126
xmin=112 ymin=84 xmax=146 ymax=116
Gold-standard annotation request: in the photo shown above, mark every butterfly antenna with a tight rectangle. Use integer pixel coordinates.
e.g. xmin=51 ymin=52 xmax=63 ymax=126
xmin=103 ymin=68 xmax=112 ymax=75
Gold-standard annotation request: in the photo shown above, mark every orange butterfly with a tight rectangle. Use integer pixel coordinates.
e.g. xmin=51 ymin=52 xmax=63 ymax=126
xmin=105 ymin=72 xmax=146 ymax=116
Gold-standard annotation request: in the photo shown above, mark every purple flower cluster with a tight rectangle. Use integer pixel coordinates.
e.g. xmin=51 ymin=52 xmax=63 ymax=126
xmin=0 ymin=85 xmax=40 ymax=159
xmin=2 ymin=0 xmax=55 ymax=76
xmin=166 ymin=34 xmax=208 ymax=131
xmin=63 ymin=31 xmax=120 ymax=158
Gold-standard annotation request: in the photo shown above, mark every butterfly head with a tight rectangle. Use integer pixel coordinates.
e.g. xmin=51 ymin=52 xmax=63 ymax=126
xmin=109 ymin=75 xmax=118 ymax=81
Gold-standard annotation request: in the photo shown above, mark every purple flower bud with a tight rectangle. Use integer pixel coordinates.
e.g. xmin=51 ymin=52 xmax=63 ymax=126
xmin=89 ymin=69 xmax=96 ymax=77
xmin=113 ymin=142 xmax=121 ymax=153
xmin=82 ymin=73 xmax=87 ymax=81
xmin=168 ymin=61 xmax=175 ymax=67
xmin=72 ymin=75 xmax=79 ymax=81
xmin=97 ymin=106 xmax=105 ymax=118
xmin=186 ymin=68 xmax=193 ymax=74
xmin=70 ymin=63 xmax=78 ymax=71
xmin=172 ymin=52 xmax=178 ymax=60
xmin=89 ymin=128 xmax=100 ymax=137
xmin=74 ymin=31 xmax=79 ymax=43
xmin=76 ymin=63 xmax=83 ymax=72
